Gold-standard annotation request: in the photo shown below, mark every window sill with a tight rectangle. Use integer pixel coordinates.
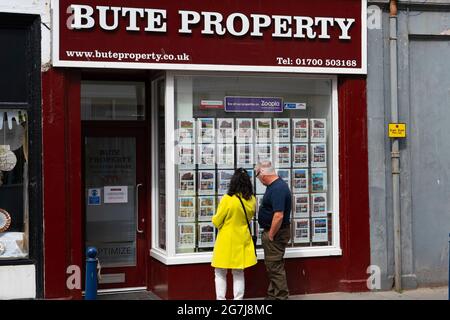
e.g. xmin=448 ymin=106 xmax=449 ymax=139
xmin=150 ymin=246 xmax=342 ymax=265
xmin=0 ymin=258 xmax=34 ymax=266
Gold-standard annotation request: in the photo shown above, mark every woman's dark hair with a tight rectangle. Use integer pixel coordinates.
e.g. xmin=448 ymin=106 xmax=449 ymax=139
xmin=227 ymin=168 xmax=254 ymax=200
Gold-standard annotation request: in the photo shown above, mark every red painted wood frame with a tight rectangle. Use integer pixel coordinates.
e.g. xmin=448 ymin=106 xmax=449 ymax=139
xmin=42 ymin=69 xmax=369 ymax=299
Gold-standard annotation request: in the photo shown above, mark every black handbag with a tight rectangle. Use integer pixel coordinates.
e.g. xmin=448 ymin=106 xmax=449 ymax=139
xmin=237 ymin=196 xmax=257 ymax=256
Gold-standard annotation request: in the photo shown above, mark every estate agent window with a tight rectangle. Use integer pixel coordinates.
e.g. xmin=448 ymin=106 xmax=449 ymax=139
xmin=152 ymin=72 xmax=341 ymax=264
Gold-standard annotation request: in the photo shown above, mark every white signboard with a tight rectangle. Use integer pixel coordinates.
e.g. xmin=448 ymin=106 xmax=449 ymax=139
xmin=104 ymin=186 xmax=128 ymax=204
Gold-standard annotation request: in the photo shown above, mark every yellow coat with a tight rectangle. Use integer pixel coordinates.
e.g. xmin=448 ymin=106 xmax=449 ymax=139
xmin=211 ymin=194 xmax=257 ymax=269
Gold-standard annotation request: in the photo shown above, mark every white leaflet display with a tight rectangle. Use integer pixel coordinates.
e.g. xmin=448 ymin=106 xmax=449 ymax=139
xmin=292 ymin=118 xmax=309 ymax=143
xmin=274 ymin=144 xmax=291 ymax=168
xmin=274 ymin=118 xmax=291 ymax=143
xmin=177 ymin=119 xmax=196 ymax=144
xmin=276 ymin=169 xmax=291 ymax=190
xmin=177 ymin=119 xmax=195 ymax=144
xmin=255 ymin=194 xmax=264 ymax=218
xmin=198 ymin=170 xmax=216 ymax=195
xmin=217 ymin=118 xmax=235 ymax=144
xmin=311 ymin=193 xmax=327 ymax=217
xmin=311 ymin=168 xmax=327 ymax=192
xmin=312 ymin=218 xmax=328 ymax=243
xmin=198 ymin=196 xmax=216 ymax=221
xmin=250 ymin=220 xmax=263 ymax=246
xmin=293 ymin=194 xmax=310 ymax=218
xmin=311 ymin=143 xmax=327 ymax=168
xmin=294 ymin=219 xmax=310 ymax=243
xmin=255 ymin=118 xmax=272 ymax=143
xmin=179 ymin=170 xmax=196 ymax=195
xmin=310 ymin=119 xmax=326 ymax=143
xmin=178 ymin=196 xmax=196 ymax=222
xmin=292 ymin=169 xmax=309 ymax=193
xmin=177 ymin=144 xmax=196 ymax=168
xmin=217 ymin=144 xmax=234 ymax=168
xmin=236 ymin=144 xmax=254 ymax=168
xmin=255 ymin=175 xmax=266 ymax=194
xmin=177 ymin=223 xmax=196 ymax=249
xmin=255 ymin=144 xmax=272 ymax=164
xmin=198 ymin=222 xmax=216 ymax=248
xmin=236 ymin=119 xmax=253 ymax=143
xmin=198 ymin=144 xmax=215 ymax=169
xmin=218 ymin=170 xmax=234 ymax=194
xmin=198 ymin=118 xmax=215 ymax=144
xmin=292 ymin=143 xmax=309 ymax=168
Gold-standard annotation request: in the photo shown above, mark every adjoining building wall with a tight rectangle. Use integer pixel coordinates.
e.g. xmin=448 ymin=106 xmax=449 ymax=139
xmin=367 ymin=0 xmax=450 ymax=289
xmin=0 ymin=0 xmax=51 ymax=68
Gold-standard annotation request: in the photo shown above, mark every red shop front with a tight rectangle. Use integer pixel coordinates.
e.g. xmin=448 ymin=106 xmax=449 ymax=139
xmin=43 ymin=0 xmax=369 ymax=299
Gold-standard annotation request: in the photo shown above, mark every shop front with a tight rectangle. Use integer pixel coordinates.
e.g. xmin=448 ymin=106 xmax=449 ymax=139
xmin=43 ymin=0 xmax=370 ymax=299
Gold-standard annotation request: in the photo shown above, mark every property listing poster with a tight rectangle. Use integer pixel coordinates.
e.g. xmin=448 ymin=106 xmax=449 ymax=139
xmin=198 ymin=222 xmax=216 ymax=248
xmin=178 ymin=196 xmax=196 ymax=222
xmin=198 ymin=118 xmax=215 ymax=144
xmin=177 ymin=222 xmax=196 ymax=249
xmin=177 ymin=119 xmax=195 ymax=144
xmin=312 ymin=218 xmax=328 ymax=243
xmin=294 ymin=219 xmax=310 ymax=243
xmin=292 ymin=118 xmax=309 ymax=142
xmin=198 ymin=196 xmax=216 ymax=221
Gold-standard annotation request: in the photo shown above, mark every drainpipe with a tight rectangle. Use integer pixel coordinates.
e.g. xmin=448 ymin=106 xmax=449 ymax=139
xmin=390 ymin=0 xmax=402 ymax=293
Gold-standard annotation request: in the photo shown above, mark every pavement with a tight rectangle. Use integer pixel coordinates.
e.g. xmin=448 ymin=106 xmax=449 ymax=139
xmin=288 ymin=286 xmax=448 ymax=300
xmin=97 ymin=286 xmax=448 ymax=300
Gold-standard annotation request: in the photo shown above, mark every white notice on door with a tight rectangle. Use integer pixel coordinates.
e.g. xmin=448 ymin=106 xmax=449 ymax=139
xmin=104 ymin=186 xmax=128 ymax=203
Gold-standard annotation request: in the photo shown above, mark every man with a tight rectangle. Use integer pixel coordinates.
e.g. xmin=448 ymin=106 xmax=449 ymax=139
xmin=255 ymin=161 xmax=291 ymax=300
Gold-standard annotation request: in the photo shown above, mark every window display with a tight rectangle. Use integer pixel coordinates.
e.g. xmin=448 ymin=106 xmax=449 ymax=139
xmin=198 ymin=171 xmax=215 ymax=195
xmin=172 ymin=74 xmax=336 ymax=254
xmin=0 ymin=110 xmax=29 ymax=259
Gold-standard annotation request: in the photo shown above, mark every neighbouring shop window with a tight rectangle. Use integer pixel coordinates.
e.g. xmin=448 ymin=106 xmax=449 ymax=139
xmin=173 ymin=75 xmax=336 ymax=255
xmin=81 ymin=81 xmax=145 ymax=121
xmin=0 ymin=110 xmax=29 ymax=259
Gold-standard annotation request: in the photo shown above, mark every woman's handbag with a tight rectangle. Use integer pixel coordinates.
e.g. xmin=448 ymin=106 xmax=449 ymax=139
xmin=237 ymin=196 xmax=257 ymax=256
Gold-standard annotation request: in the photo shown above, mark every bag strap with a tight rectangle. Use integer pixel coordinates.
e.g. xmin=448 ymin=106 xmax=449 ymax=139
xmin=237 ymin=196 xmax=252 ymax=237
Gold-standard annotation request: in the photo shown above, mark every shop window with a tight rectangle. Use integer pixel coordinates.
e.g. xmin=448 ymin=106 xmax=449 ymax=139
xmin=81 ymin=81 xmax=145 ymax=121
xmin=0 ymin=110 xmax=29 ymax=259
xmin=152 ymin=73 xmax=339 ymax=261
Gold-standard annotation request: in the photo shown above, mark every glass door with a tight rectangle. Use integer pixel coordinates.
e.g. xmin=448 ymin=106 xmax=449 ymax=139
xmin=82 ymin=80 xmax=148 ymax=289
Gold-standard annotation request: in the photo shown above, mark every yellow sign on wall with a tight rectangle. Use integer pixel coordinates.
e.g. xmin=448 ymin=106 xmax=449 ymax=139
xmin=388 ymin=123 xmax=407 ymax=138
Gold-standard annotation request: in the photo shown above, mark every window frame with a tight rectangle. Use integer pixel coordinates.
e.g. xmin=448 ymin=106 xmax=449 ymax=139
xmin=150 ymin=71 xmax=341 ymax=265
xmin=0 ymin=13 xmax=43 ymax=295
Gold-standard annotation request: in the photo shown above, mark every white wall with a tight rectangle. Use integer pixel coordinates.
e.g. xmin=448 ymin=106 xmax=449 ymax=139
xmin=0 ymin=0 xmax=51 ymax=68
xmin=0 ymin=265 xmax=36 ymax=299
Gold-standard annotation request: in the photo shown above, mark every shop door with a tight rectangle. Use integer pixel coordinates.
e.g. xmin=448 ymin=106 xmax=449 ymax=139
xmin=83 ymin=125 xmax=148 ymax=289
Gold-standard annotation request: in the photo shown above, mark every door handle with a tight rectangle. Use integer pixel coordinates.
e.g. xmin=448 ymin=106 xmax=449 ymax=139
xmin=136 ymin=183 xmax=144 ymax=234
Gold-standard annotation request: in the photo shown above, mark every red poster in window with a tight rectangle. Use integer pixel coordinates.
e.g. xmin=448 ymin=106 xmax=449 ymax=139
xmin=52 ymin=0 xmax=366 ymax=74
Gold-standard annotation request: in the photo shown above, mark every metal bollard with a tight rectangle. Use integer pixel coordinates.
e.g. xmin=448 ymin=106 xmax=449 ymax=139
xmin=85 ymin=247 xmax=98 ymax=300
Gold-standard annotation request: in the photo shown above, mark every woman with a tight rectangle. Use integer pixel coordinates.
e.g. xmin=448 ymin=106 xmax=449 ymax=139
xmin=211 ymin=168 xmax=257 ymax=300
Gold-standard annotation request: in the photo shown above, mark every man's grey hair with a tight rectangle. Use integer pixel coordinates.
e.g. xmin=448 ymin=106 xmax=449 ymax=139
xmin=255 ymin=161 xmax=276 ymax=175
